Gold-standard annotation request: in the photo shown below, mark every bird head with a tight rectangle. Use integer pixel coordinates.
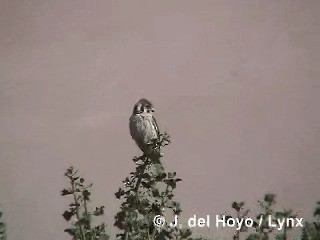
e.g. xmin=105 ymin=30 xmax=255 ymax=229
xmin=133 ymin=98 xmax=155 ymax=115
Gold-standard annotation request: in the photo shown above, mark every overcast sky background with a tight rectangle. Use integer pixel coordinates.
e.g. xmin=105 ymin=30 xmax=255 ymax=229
xmin=0 ymin=0 xmax=319 ymax=239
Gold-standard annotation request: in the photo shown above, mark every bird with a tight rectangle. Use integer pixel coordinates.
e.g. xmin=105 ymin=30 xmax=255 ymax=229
xmin=129 ymin=98 xmax=160 ymax=156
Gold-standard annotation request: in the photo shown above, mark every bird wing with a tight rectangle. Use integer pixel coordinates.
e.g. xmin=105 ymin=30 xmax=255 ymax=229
xmin=152 ymin=115 xmax=160 ymax=139
xmin=129 ymin=115 xmax=145 ymax=151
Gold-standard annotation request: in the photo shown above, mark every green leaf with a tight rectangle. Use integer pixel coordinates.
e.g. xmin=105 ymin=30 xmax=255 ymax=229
xmin=61 ymin=189 xmax=73 ymax=196
xmin=64 ymin=228 xmax=77 ymax=236
xmin=62 ymin=210 xmax=75 ymax=221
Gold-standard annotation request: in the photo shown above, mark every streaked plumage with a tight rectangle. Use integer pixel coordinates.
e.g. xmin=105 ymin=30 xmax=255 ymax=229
xmin=129 ymin=98 xmax=160 ymax=155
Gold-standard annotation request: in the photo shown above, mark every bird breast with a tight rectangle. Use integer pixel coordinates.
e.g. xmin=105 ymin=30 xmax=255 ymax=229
xmin=130 ymin=114 xmax=158 ymax=144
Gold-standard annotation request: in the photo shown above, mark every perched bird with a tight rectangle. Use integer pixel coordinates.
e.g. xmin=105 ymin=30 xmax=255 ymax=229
xmin=129 ymin=98 xmax=160 ymax=156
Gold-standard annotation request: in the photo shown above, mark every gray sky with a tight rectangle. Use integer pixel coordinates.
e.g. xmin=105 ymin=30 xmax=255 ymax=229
xmin=0 ymin=0 xmax=319 ymax=239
